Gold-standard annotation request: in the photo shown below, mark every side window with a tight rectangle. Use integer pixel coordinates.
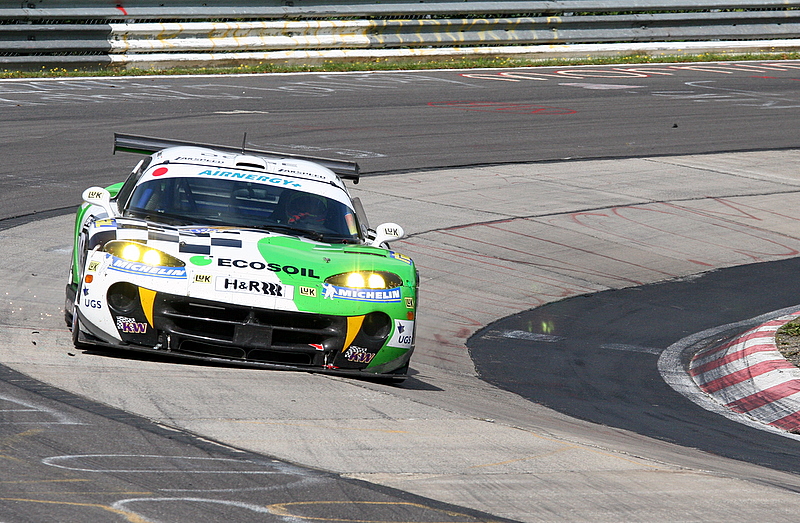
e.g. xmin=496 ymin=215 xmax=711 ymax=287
xmin=115 ymin=156 xmax=153 ymax=211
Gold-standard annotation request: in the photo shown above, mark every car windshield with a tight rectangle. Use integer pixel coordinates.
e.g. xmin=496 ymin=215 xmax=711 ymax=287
xmin=124 ymin=176 xmax=361 ymax=242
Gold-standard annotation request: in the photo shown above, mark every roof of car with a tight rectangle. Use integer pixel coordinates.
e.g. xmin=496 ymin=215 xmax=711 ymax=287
xmin=151 ymin=146 xmax=349 ymax=192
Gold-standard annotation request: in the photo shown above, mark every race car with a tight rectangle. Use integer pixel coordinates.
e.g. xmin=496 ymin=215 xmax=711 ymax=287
xmin=65 ymin=134 xmax=417 ymax=380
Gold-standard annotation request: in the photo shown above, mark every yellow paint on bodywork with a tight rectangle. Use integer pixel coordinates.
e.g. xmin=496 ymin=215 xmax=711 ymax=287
xmin=343 ymin=315 xmax=365 ymax=351
xmin=138 ymin=287 xmax=157 ymax=327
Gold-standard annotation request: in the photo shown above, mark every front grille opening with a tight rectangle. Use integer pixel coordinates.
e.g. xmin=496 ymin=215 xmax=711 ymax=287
xmin=247 ymin=349 xmax=313 ymax=366
xmin=253 ymin=309 xmax=331 ymax=330
xmin=179 ymin=341 xmax=245 ymax=360
xmin=175 ymin=300 xmax=250 ymax=323
xmin=271 ymin=329 xmax=328 ymax=347
xmin=171 ymin=316 xmax=236 ymax=341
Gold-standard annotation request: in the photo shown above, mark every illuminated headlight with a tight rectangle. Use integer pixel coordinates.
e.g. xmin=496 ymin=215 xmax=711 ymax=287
xmin=104 ymin=240 xmax=185 ymax=268
xmin=325 ymin=271 xmax=402 ymax=290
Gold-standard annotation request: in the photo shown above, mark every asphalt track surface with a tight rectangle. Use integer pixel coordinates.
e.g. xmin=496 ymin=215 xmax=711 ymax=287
xmin=0 ymin=365 xmax=494 ymax=523
xmin=3 ymin=62 xmax=800 ymax=521
xmin=470 ymin=258 xmax=800 ymax=474
xmin=3 ymin=61 xmax=800 ymax=221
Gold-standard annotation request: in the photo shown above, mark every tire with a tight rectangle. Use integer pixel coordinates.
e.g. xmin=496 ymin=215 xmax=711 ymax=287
xmin=71 ymin=311 xmax=89 ymax=350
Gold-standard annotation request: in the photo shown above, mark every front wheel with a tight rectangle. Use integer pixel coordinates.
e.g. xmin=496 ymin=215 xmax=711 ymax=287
xmin=71 ymin=311 xmax=89 ymax=350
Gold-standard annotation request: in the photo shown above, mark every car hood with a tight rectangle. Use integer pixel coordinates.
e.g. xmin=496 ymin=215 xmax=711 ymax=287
xmin=105 ymin=218 xmax=416 ymax=313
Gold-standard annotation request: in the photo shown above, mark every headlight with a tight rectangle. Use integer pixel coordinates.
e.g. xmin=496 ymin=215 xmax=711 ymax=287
xmin=325 ymin=271 xmax=402 ymax=290
xmin=104 ymin=240 xmax=185 ymax=268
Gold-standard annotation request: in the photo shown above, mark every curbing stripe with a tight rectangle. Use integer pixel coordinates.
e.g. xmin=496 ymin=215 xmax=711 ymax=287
xmin=690 ymin=339 xmax=776 ymax=375
xmin=689 ymin=311 xmax=800 ymax=432
xmin=699 ymin=359 xmax=797 ymax=393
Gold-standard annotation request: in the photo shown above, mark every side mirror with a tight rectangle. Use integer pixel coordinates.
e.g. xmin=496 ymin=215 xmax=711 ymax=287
xmin=370 ymin=223 xmax=405 ymax=248
xmin=82 ymin=186 xmax=116 ymax=218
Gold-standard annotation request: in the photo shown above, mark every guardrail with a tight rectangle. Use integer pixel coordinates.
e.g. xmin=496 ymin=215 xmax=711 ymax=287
xmin=2 ymin=1 xmax=800 ymax=70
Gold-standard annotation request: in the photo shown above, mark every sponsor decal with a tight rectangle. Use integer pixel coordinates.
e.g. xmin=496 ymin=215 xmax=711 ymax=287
xmin=215 ymin=277 xmax=294 ymax=299
xmin=344 ymin=345 xmax=375 ymax=364
xmin=116 ymin=316 xmax=148 ymax=334
xmin=95 ymin=219 xmax=115 ymax=227
xmin=198 ymin=170 xmax=302 ymax=188
xmin=405 ymin=297 xmax=415 ymax=308
xmin=87 ymin=261 xmax=100 ymax=272
xmin=190 ymin=255 xmax=213 ymax=266
xmin=387 ymin=319 xmax=414 ymax=349
xmin=321 ymin=283 xmax=402 ymax=303
xmin=109 ymin=258 xmax=187 ymax=279
xmin=152 ymin=167 xmax=169 ymax=177
xmin=309 ymin=343 xmax=324 ymax=351
xmin=193 ymin=274 xmax=212 ymax=283
xmin=83 ymin=298 xmax=102 ymax=309
xmin=85 ymin=190 xmax=105 ymax=199
xmin=299 ymin=286 xmax=317 ymax=297
xmin=390 ymin=252 xmax=413 ymax=265
xmin=217 ymin=258 xmax=319 ymax=279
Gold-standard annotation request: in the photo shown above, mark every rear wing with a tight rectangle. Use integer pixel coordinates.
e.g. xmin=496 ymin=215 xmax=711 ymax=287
xmin=114 ymin=133 xmax=360 ymax=183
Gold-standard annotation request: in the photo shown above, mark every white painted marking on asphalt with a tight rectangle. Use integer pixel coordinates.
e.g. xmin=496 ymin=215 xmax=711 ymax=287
xmin=489 ymin=329 xmax=566 ymax=342
xmin=559 ymin=82 xmax=645 ymax=90
xmin=601 ymin=343 xmax=662 ymax=355
xmin=113 ymin=497 xmax=275 ymax=514
xmin=214 ymin=109 xmax=270 ymax=114
xmin=42 ymin=454 xmax=286 ymax=473
xmin=0 ymin=393 xmax=84 ymax=425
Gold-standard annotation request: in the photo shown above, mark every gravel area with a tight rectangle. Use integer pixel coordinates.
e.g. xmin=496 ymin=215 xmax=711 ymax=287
xmin=776 ymin=320 xmax=800 ymax=367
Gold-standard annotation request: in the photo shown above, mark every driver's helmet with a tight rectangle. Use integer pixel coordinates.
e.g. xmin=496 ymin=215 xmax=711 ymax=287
xmin=286 ymin=193 xmax=328 ymax=225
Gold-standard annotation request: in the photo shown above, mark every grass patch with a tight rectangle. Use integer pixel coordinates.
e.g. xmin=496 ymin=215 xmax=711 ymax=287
xmin=2 ymin=51 xmax=800 ymax=79
xmin=780 ymin=320 xmax=800 ymax=338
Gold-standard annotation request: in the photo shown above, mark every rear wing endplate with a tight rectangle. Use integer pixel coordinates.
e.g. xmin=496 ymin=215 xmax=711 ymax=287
xmin=114 ymin=133 xmax=360 ymax=183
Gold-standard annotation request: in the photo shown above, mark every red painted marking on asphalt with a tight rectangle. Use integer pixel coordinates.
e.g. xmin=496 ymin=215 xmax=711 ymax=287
xmin=427 ymin=101 xmax=577 ymax=115
xmin=595 ymin=202 xmax=800 ymax=264
xmin=726 ymin=381 xmax=800 ymax=413
xmin=699 ymin=359 xmax=797 ymax=393
xmin=440 ymin=226 xmax=649 ymax=286
xmin=486 ymin=222 xmax=674 ymax=283
xmin=689 ymin=198 xmax=800 ymax=225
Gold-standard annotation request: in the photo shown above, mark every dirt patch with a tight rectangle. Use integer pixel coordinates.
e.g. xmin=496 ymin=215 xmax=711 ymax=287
xmin=775 ymin=319 xmax=800 ymax=367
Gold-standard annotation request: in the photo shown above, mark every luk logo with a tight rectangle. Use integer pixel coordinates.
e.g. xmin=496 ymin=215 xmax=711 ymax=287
xmin=193 ymin=274 xmax=212 ymax=283
xmin=299 ymin=286 xmax=317 ymax=297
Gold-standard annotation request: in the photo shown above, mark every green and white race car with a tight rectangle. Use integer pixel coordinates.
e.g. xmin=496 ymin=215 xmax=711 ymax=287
xmin=65 ymin=134 xmax=417 ymax=380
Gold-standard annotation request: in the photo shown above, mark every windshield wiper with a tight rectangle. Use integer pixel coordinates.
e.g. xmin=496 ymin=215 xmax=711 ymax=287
xmin=125 ymin=209 xmax=193 ymax=226
xmin=254 ymin=224 xmax=325 ymax=241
